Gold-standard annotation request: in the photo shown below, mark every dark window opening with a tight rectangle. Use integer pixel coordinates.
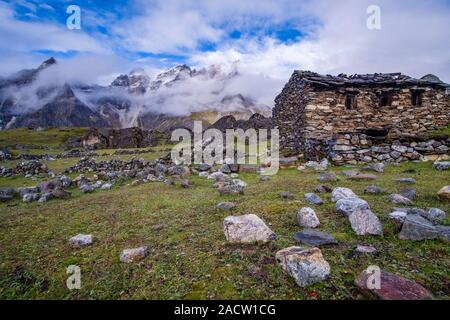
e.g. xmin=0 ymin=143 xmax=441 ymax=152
xmin=361 ymin=128 xmax=389 ymax=140
xmin=345 ymin=94 xmax=357 ymax=110
xmin=411 ymin=90 xmax=423 ymax=106
xmin=379 ymin=92 xmax=392 ymax=107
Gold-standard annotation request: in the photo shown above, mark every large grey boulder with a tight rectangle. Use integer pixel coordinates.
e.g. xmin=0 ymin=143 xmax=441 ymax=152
xmin=223 ymin=214 xmax=276 ymax=243
xmin=336 ymin=198 xmax=369 ymax=216
xmin=276 ymin=246 xmax=330 ymax=287
xmin=331 ymin=187 xmax=358 ymax=202
xmin=68 ymin=234 xmax=93 ymax=248
xmin=297 ymin=207 xmax=320 ymax=228
xmin=398 ymin=214 xmax=439 ymax=241
xmin=120 ymin=246 xmax=148 ymax=263
xmin=348 ymin=209 xmax=383 ymax=236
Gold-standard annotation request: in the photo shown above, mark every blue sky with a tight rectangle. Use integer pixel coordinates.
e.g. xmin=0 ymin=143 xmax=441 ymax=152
xmin=1 ymin=0 xmax=450 ymax=83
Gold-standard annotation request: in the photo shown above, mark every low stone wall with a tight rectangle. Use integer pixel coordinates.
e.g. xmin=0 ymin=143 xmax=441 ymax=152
xmin=326 ymin=134 xmax=450 ymax=164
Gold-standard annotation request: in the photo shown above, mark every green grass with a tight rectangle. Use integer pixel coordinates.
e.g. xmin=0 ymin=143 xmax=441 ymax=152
xmin=427 ymin=125 xmax=450 ymax=138
xmin=0 ymin=127 xmax=87 ymax=149
xmin=0 ymin=159 xmax=449 ymax=299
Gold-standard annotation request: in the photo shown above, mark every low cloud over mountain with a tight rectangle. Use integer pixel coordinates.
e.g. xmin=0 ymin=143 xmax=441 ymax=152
xmin=0 ymin=58 xmax=276 ymax=131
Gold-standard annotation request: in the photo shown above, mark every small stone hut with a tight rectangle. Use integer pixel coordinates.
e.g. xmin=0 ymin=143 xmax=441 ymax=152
xmin=273 ymin=71 xmax=450 ymax=163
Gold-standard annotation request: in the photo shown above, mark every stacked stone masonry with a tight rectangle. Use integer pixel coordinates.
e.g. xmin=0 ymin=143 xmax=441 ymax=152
xmin=273 ymin=71 xmax=450 ymax=162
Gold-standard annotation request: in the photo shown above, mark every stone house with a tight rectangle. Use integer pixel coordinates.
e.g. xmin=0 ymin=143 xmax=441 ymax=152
xmin=273 ymin=71 xmax=450 ymax=163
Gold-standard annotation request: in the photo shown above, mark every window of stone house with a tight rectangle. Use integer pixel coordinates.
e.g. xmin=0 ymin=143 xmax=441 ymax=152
xmin=379 ymin=92 xmax=393 ymax=107
xmin=345 ymin=94 xmax=357 ymax=110
xmin=411 ymin=90 xmax=423 ymax=106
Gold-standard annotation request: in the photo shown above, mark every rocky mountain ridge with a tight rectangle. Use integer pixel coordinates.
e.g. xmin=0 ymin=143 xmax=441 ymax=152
xmin=0 ymin=58 xmax=271 ymax=132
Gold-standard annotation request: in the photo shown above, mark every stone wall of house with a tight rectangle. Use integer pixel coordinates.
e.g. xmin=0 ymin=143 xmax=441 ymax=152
xmin=273 ymin=73 xmax=310 ymax=154
xmin=302 ymin=87 xmax=449 ymax=141
xmin=327 ymin=133 xmax=450 ymax=164
xmin=273 ymin=71 xmax=450 ymax=162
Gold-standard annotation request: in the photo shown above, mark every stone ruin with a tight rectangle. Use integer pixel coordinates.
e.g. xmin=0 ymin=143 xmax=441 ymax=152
xmin=82 ymin=127 xmax=169 ymax=149
xmin=273 ymin=71 xmax=450 ymax=163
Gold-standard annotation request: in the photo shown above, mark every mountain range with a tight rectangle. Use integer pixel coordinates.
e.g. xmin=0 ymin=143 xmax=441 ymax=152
xmin=0 ymin=58 xmax=272 ymax=132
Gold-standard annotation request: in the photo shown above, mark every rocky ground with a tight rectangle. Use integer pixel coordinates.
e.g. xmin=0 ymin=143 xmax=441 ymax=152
xmin=0 ymin=129 xmax=449 ymax=300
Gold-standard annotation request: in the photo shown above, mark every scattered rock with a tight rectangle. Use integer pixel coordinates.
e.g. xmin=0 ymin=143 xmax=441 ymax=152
xmin=315 ymin=185 xmax=332 ymax=193
xmin=398 ymin=214 xmax=439 ymax=241
xmin=364 ymin=185 xmax=386 ymax=195
xmin=218 ymin=183 xmax=244 ymax=196
xmin=349 ymin=173 xmax=377 ymax=181
xmin=348 ymin=209 xmax=383 ymax=236
xmin=60 ymin=175 xmax=72 ymax=188
xmin=80 ymin=184 xmax=94 ymax=193
xmin=220 ymin=164 xmax=231 ymax=174
xmin=260 ymin=176 xmax=270 ymax=182
xmin=354 ymin=245 xmax=377 ymax=255
xmin=396 ymin=178 xmax=416 ymax=184
xmin=355 ymin=267 xmax=433 ymax=300
xmin=293 ymin=229 xmax=338 ymax=246
xmin=198 ymin=163 xmax=212 ymax=172
xmin=436 ymin=225 xmax=450 ymax=241
xmin=437 ymin=186 xmax=450 ymax=200
xmin=181 ymin=179 xmax=191 ymax=188
xmin=101 ymin=183 xmax=113 ymax=190
xmin=399 ymin=187 xmax=417 ymax=201
xmin=279 ymin=191 xmax=294 ymax=200
xmin=331 ymin=187 xmax=358 ymax=202
xmin=51 ymin=188 xmax=71 ymax=199
xmin=422 ymin=208 xmax=446 ymax=224
xmin=389 ymin=194 xmax=413 ymax=205
xmin=198 ymin=171 xmax=209 ymax=178
xmin=304 ymin=159 xmax=329 ymax=171
xmin=304 ymin=193 xmax=323 ymax=205
xmin=16 ymin=186 xmax=39 ymax=198
xmin=433 ymin=161 xmax=450 ymax=171
xmin=388 ymin=211 xmax=407 ymax=230
xmin=68 ymin=234 xmax=93 ymax=248
xmin=0 ymin=187 xmax=16 ymax=202
xmin=223 ymin=214 xmax=276 ymax=243
xmin=23 ymin=193 xmax=39 ymax=203
xmin=216 ymin=202 xmax=236 ymax=210
xmin=336 ymin=198 xmax=369 ymax=216
xmin=120 ymin=246 xmax=148 ymax=263
xmin=297 ymin=207 xmax=320 ymax=228
xmin=363 ymin=162 xmax=385 ymax=173
xmin=38 ymin=193 xmax=53 ymax=203
xmin=317 ymin=172 xmax=338 ymax=182
xmin=279 ymin=156 xmax=298 ymax=168
xmin=276 ymin=246 xmax=330 ymax=287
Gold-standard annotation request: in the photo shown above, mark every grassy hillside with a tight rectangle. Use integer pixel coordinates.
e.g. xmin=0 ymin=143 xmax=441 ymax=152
xmin=0 ymin=127 xmax=87 ymax=149
xmin=0 ymin=130 xmax=449 ymax=300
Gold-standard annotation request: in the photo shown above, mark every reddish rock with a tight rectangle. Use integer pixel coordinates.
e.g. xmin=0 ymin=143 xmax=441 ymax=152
xmin=355 ymin=268 xmax=433 ymax=300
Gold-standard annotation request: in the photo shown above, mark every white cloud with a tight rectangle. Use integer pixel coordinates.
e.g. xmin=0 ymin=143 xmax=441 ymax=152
xmin=0 ymin=2 xmax=109 ymax=54
xmin=190 ymin=0 xmax=450 ymax=83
